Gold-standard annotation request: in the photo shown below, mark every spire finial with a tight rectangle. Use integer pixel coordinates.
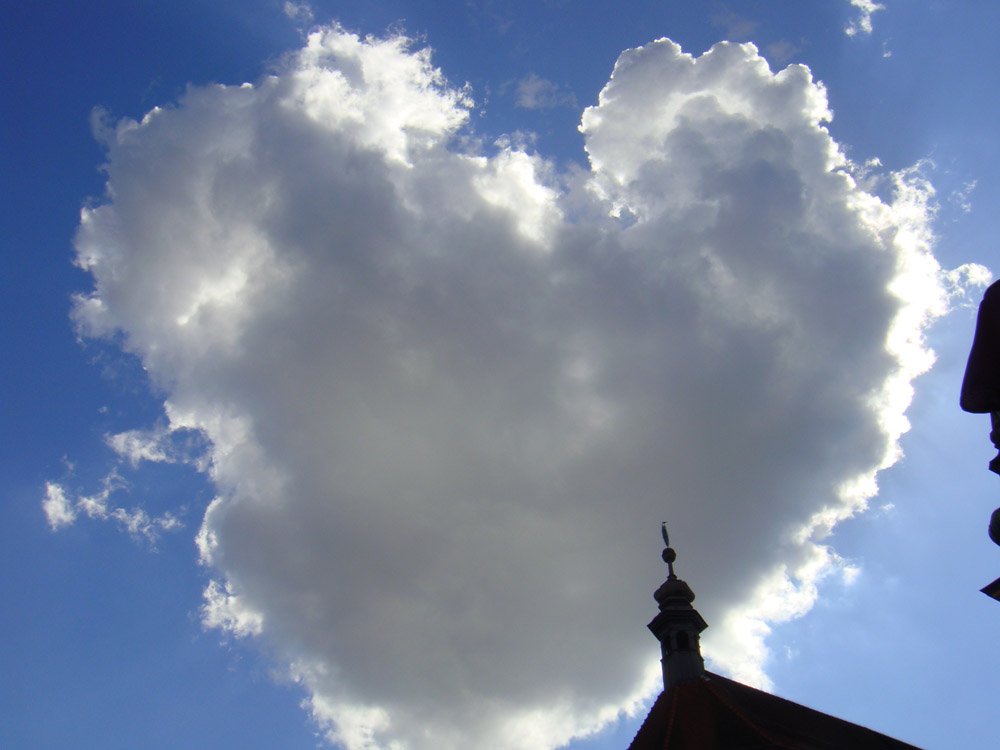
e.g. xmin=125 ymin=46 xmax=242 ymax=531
xmin=661 ymin=522 xmax=677 ymax=580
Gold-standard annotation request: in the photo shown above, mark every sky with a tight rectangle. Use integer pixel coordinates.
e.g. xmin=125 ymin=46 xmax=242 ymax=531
xmin=3 ymin=2 xmax=1000 ymax=749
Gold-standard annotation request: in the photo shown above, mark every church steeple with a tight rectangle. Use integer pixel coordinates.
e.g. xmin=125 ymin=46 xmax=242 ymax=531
xmin=647 ymin=523 xmax=708 ymax=691
xmin=630 ymin=525 xmax=921 ymax=750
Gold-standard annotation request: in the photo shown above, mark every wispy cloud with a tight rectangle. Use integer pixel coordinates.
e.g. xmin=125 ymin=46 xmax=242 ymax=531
xmin=950 ymin=179 xmax=978 ymax=214
xmin=514 ymin=73 xmax=577 ymax=109
xmin=283 ymin=1 xmax=314 ymax=26
xmin=846 ymin=0 xmax=885 ymax=36
xmin=765 ymin=39 xmax=801 ymax=65
xmin=43 ymin=476 xmax=183 ymax=543
xmin=711 ymin=9 xmax=758 ymax=41
xmin=43 ymin=423 xmax=201 ymax=541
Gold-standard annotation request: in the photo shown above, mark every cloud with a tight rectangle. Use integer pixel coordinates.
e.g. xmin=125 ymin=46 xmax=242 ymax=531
xmin=765 ymin=39 xmax=801 ymax=65
xmin=42 ymin=474 xmax=183 ymax=543
xmin=941 ymin=262 xmax=992 ymax=309
xmin=42 ymin=424 xmax=196 ymax=540
xmin=201 ymin=579 xmax=264 ymax=637
xmin=68 ymin=25 xmax=960 ymax=750
xmin=711 ymin=9 xmax=758 ymax=41
xmin=846 ymin=0 xmax=884 ymax=37
xmin=106 ymin=423 xmax=210 ymax=469
xmin=950 ymin=179 xmax=978 ymax=214
xmin=514 ymin=73 xmax=577 ymax=109
xmin=42 ymin=482 xmax=77 ymax=530
xmin=283 ymin=1 xmax=314 ymax=26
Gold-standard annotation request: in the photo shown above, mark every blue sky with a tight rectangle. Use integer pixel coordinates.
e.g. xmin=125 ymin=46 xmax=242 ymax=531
xmin=3 ymin=2 xmax=1000 ymax=748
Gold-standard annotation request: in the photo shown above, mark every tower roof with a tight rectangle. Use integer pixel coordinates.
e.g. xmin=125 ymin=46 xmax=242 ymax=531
xmin=626 ymin=671 xmax=922 ymax=750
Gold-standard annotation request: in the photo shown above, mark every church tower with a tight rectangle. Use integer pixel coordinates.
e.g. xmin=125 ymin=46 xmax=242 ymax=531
xmin=646 ymin=523 xmax=708 ymax=690
xmin=627 ymin=525 xmax=922 ymax=749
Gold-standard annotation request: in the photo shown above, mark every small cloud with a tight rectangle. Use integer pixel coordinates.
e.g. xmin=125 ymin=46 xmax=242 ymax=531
xmin=42 ymin=482 xmax=77 ymax=530
xmin=941 ymin=263 xmax=993 ymax=310
xmin=107 ymin=428 xmax=172 ymax=466
xmin=846 ymin=0 xmax=884 ymax=37
xmin=494 ymin=131 xmax=537 ymax=151
xmin=950 ymin=179 xmax=978 ymax=214
xmin=88 ymin=107 xmax=115 ymax=146
xmin=514 ymin=73 xmax=577 ymax=110
xmin=711 ymin=10 xmax=758 ymax=41
xmin=42 ymin=470 xmax=184 ymax=544
xmin=841 ymin=564 xmax=861 ymax=585
xmin=764 ymin=39 xmax=801 ymax=65
xmin=106 ymin=424 xmax=211 ymax=470
xmin=283 ymin=1 xmax=314 ymax=25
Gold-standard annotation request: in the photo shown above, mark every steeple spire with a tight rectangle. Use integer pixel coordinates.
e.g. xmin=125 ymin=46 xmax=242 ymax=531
xmin=647 ymin=523 xmax=708 ymax=691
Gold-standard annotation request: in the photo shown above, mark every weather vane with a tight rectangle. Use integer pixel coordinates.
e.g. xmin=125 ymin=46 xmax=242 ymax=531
xmin=661 ymin=521 xmax=677 ymax=579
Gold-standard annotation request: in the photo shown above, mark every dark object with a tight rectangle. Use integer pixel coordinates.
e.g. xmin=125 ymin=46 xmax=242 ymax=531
xmin=990 ymin=507 xmax=1000 ymax=546
xmin=989 ymin=413 xmax=1000 ymax=475
xmin=648 ymin=524 xmax=707 ymax=691
xmin=984 ymin=508 xmax=1000 ymax=599
xmin=961 ymin=280 xmax=1000 ymax=414
xmin=961 ymin=281 xmax=1000 ymax=475
xmin=981 ymin=575 xmax=1000 ymax=601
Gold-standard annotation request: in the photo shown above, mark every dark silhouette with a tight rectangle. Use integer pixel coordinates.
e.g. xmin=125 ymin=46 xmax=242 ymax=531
xmin=960 ymin=280 xmax=1000 ymax=548
xmin=961 ymin=280 xmax=1000 ymax=415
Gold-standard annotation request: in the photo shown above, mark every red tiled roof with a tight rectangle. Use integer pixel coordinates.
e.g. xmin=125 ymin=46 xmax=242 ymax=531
xmin=627 ymin=672 xmax=922 ymax=749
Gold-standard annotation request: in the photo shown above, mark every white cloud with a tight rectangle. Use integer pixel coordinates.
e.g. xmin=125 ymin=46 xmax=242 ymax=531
xmin=941 ymin=262 xmax=992 ymax=309
xmin=846 ymin=0 xmax=885 ymax=37
xmin=107 ymin=428 xmax=173 ymax=466
xmin=106 ymin=423 xmax=210 ymax=470
xmin=201 ymin=579 xmax=264 ymax=637
xmin=42 ymin=482 xmax=77 ymax=530
xmin=43 ymin=470 xmax=183 ymax=543
xmin=70 ymin=25 xmax=965 ymax=750
xmin=283 ymin=2 xmax=314 ymax=25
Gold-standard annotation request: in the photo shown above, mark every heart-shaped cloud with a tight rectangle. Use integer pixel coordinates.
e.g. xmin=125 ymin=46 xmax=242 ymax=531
xmin=70 ymin=25 xmax=954 ymax=750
